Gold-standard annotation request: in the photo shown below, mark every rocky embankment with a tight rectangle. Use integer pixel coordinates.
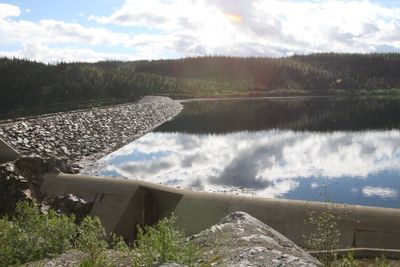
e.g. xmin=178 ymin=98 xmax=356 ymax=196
xmin=0 ymin=96 xmax=182 ymax=170
xmin=0 ymin=96 xmax=182 ymax=215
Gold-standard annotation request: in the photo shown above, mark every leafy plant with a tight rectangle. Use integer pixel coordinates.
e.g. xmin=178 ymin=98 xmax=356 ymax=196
xmin=303 ymin=186 xmax=345 ymax=266
xmin=0 ymin=201 xmax=77 ymax=266
xmin=0 ymin=201 xmax=199 ymax=267
xmin=304 ymin=208 xmax=341 ymax=253
xmin=132 ymin=214 xmax=199 ymax=266
xmin=332 ymin=251 xmax=359 ymax=267
xmin=111 ymin=234 xmax=130 ymax=253
xmin=75 ymin=216 xmax=108 ymax=266
xmin=375 ymin=254 xmax=390 ymax=267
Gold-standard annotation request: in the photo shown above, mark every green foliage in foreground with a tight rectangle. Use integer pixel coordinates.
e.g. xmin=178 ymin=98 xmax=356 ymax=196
xmin=133 ymin=215 xmax=199 ymax=267
xmin=0 ymin=201 xmax=76 ymax=266
xmin=304 ymin=207 xmax=342 ymax=266
xmin=304 ymin=204 xmax=393 ymax=267
xmin=0 ymin=201 xmax=199 ymax=267
xmin=331 ymin=253 xmax=392 ymax=267
xmin=75 ymin=216 xmax=108 ymax=266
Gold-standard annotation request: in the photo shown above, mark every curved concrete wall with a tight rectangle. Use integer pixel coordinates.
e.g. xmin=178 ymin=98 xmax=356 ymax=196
xmin=41 ymin=173 xmax=400 ymax=249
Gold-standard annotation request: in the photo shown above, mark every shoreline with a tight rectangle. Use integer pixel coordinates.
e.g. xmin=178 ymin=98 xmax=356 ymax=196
xmin=176 ymin=93 xmax=400 ymax=103
xmin=177 ymin=95 xmax=332 ymax=103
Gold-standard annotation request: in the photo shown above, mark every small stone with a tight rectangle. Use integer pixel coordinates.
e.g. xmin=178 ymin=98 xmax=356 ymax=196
xmin=61 ymin=146 xmax=70 ymax=156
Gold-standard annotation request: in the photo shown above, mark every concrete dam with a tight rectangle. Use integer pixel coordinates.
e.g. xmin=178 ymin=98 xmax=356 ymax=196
xmin=41 ymin=172 xmax=400 ymax=251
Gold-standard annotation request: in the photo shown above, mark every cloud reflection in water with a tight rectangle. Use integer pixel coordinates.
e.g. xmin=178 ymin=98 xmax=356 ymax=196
xmin=98 ymin=130 xmax=400 ymax=200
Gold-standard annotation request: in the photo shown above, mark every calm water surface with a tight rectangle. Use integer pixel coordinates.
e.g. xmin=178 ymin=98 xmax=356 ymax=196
xmin=95 ymin=97 xmax=400 ymax=208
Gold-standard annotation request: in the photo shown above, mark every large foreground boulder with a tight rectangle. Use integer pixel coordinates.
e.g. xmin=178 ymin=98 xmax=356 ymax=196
xmin=191 ymin=211 xmax=322 ymax=266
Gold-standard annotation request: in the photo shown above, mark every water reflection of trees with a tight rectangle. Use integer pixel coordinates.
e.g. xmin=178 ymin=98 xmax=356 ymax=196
xmin=156 ymin=98 xmax=400 ymax=133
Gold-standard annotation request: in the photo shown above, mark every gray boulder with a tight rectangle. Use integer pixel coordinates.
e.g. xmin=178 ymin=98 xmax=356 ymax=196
xmin=0 ymin=162 xmax=33 ymax=216
xmin=190 ymin=211 xmax=322 ymax=266
xmin=42 ymin=193 xmax=93 ymax=223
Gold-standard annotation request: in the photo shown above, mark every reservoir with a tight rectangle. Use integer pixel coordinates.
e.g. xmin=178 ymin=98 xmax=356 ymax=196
xmin=94 ymin=97 xmax=400 ymax=208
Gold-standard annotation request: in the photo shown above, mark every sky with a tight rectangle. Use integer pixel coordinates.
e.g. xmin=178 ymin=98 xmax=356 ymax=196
xmin=1 ymin=0 xmax=400 ymax=62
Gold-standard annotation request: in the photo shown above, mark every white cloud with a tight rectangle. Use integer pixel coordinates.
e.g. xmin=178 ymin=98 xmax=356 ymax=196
xmin=0 ymin=18 xmax=132 ymax=47
xmin=310 ymin=182 xmax=319 ymax=189
xmin=0 ymin=16 xmax=175 ymax=61
xmin=0 ymin=3 xmax=20 ymax=19
xmin=1 ymin=43 xmax=139 ymax=63
xmin=88 ymin=0 xmax=400 ymax=56
xmin=94 ymin=130 xmax=400 ymax=198
xmin=2 ymin=1 xmax=400 ymax=61
xmin=362 ymin=186 xmax=398 ymax=199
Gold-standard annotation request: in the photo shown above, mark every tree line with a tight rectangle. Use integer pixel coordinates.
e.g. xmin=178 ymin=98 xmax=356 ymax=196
xmin=1 ymin=53 xmax=400 ymax=117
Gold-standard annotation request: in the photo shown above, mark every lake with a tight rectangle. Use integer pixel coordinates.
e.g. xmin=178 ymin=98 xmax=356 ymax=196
xmin=94 ymin=97 xmax=400 ymax=208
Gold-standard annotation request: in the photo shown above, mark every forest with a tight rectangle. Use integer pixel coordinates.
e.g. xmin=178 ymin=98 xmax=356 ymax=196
xmin=1 ymin=53 xmax=400 ymax=118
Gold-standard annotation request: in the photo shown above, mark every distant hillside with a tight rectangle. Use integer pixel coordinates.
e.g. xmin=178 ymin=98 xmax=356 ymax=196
xmin=1 ymin=54 xmax=400 ymax=118
xmin=135 ymin=54 xmax=400 ymax=93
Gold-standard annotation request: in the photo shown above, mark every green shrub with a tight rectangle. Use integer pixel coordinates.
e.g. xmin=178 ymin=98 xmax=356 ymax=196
xmin=111 ymin=234 xmax=130 ymax=253
xmin=0 ymin=201 xmax=77 ymax=266
xmin=303 ymin=205 xmax=344 ymax=267
xmin=75 ymin=216 xmax=108 ymax=266
xmin=332 ymin=252 xmax=359 ymax=267
xmin=132 ymin=214 xmax=199 ymax=266
xmin=375 ymin=255 xmax=390 ymax=267
xmin=304 ymin=208 xmax=341 ymax=253
xmin=0 ymin=201 xmax=199 ymax=267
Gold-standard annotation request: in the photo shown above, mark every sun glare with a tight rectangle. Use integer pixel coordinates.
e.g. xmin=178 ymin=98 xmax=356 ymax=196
xmin=224 ymin=13 xmax=243 ymax=23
